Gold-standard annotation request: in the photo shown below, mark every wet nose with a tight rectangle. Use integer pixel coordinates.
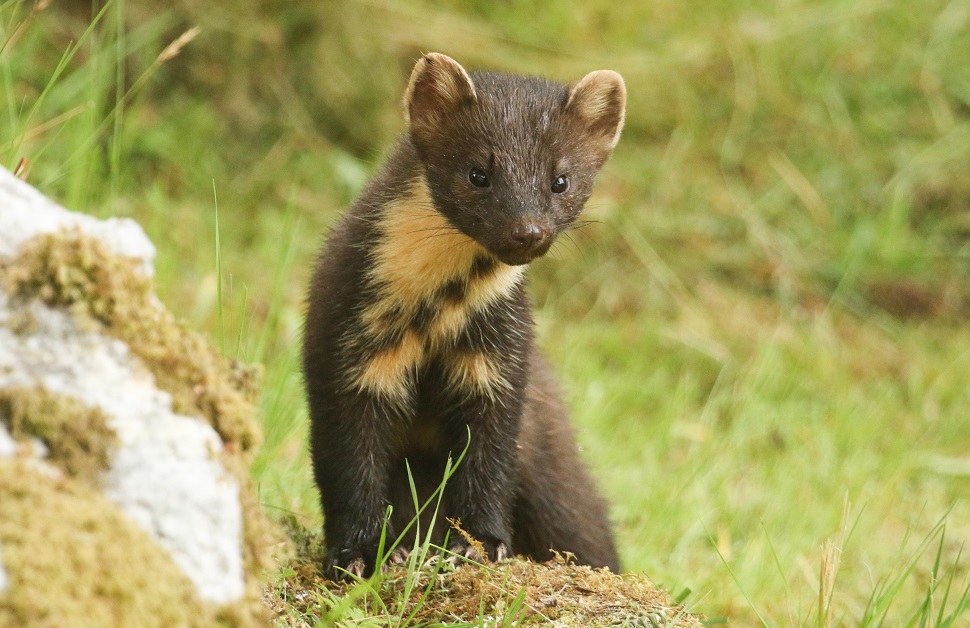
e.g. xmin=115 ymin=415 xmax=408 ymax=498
xmin=510 ymin=222 xmax=547 ymax=250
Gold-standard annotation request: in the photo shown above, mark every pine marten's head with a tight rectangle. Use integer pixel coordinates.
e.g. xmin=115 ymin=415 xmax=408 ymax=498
xmin=403 ymin=53 xmax=626 ymax=266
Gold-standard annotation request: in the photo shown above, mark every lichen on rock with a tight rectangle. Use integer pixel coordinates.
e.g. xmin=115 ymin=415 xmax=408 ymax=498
xmin=0 ymin=386 xmax=117 ymax=484
xmin=0 ymin=290 xmax=253 ymax=605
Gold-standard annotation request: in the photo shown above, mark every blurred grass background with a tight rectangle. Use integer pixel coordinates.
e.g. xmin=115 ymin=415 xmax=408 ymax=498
xmin=3 ymin=0 xmax=969 ymax=623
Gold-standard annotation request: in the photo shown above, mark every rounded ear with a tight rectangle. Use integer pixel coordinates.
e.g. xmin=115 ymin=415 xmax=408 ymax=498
xmin=565 ymin=70 xmax=626 ymax=150
xmin=403 ymin=53 xmax=477 ymax=128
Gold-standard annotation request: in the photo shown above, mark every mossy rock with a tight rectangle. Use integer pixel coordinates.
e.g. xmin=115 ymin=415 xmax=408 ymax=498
xmin=0 ymin=460 xmax=218 ymax=628
xmin=1 ymin=227 xmax=262 ymax=453
xmin=0 ymin=180 xmax=286 ymax=625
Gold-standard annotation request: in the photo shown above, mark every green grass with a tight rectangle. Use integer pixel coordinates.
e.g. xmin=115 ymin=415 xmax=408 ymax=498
xmin=3 ymin=0 xmax=969 ymax=624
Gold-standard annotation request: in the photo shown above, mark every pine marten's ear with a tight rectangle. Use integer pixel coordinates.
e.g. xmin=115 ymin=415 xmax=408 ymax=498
xmin=566 ymin=70 xmax=626 ymax=151
xmin=404 ymin=53 xmax=477 ymax=129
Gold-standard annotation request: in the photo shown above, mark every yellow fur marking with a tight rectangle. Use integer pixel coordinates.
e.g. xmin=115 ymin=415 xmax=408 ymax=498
xmin=467 ymin=264 xmax=524 ymax=311
xmin=370 ymin=180 xmax=481 ymax=306
xmin=446 ymin=352 xmax=509 ymax=398
xmin=427 ymin=301 xmax=469 ymax=348
xmin=352 ymin=177 xmax=525 ymax=399
xmin=427 ymin=264 xmax=524 ymax=348
xmin=355 ymin=330 xmax=424 ymax=400
xmin=366 ymin=178 xmax=524 ymax=345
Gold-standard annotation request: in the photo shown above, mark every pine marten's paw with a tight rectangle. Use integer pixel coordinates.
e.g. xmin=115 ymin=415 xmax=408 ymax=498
xmin=324 ymin=547 xmax=368 ymax=581
xmin=324 ymin=544 xmax=410 ymax=581
xmin=446 ymin=536 xmax=511 ymax=565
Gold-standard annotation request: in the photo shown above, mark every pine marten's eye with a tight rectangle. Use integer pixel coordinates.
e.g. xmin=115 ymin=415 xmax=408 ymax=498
xmin=468 ymin=168 xmax=490 ymax=188
xmin=551 ymin=175 xmax=569 ymax=194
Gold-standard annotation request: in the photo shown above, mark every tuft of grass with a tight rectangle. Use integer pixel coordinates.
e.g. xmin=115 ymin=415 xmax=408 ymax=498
xmin=263 ymin=435 xmax=702 ymax=626
xmin=859 ymin=514 xmax=968 ymax=627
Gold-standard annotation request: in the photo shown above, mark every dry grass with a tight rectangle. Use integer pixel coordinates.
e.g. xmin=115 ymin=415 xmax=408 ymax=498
xmin=268 ymin=545 xmax=702 ymax=627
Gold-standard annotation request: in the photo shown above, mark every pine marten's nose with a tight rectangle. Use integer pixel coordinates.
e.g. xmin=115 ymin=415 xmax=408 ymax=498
xmin=510 ymin=222 xmax=547 ymax=251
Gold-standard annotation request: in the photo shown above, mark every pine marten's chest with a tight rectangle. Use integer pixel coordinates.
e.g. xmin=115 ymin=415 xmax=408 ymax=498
xmin=344 ymin=179 xmax=525 ymax=404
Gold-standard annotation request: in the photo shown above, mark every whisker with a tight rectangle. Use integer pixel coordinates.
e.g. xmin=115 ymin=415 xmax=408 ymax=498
xmin=557 ymin=232 xmax=591 ymax=266
xmin=558 ymin=233 xmax=583 ymax=260
xmin=546 ymin=242 xmax=566 ymax=263
xmin=402 ymin=226 xmax=462 ymax=237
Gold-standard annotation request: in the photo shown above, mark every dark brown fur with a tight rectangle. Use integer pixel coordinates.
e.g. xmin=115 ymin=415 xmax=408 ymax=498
xmin=303 ymin=54 xmax=626 ymax=577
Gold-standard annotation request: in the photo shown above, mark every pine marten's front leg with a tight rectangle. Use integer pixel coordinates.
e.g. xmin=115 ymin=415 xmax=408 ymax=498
xmin=309 ymin=387 xmax=406 ymax=579
xmin=438 ymin=392 xmax=523 ymax=562
xmin=431 ymin=291 xmax=533 ymax=561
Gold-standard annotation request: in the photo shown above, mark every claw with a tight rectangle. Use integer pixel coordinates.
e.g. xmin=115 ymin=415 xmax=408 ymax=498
xmin=325 ymin=554 xmax=367 ymax=581
xmin=447 ymin=539 xmax=510 ymax=565
xmin=381 ymin=546 xmax=410 ymax=572
xmin=346 ymin=557 xmax=366 ymax=579
xmin=390 ymin=546 xmax=410 ymax=564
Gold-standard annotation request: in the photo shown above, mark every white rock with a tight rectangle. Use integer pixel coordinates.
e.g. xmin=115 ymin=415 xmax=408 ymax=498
xmin=0 ymin=167 xmax=156 ymax=275
xmin=0 ymin=169 xmax=247 ymax=604
xmin=0 ymin=421 xmax=15 ymax=458
xmin=102 ymin=416 xmax=244 ymax=605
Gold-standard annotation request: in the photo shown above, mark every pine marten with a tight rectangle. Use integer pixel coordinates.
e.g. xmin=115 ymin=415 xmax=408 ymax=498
xmin=303 ymin=53 xmax=626 ymax=578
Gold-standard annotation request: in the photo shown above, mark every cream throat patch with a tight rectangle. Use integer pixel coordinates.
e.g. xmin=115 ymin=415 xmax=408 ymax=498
xmin=347 ymin=178 xmax=525 ymax=401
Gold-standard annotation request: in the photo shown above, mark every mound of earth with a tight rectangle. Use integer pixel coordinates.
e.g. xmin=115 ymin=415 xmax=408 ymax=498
xmin=267 ymin=528 xmax=703 ymax=627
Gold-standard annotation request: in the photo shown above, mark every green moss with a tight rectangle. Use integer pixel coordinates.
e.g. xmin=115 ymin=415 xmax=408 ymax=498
xmin=0 ymin=386 xmax=117 ymax=484
xmin=0 ymin=228 xmax=261 ymax=453
xmin=0 ymin=228 xmax=286 ymax=623
xmin=0 ymin=460 xmax=219 ymax=628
